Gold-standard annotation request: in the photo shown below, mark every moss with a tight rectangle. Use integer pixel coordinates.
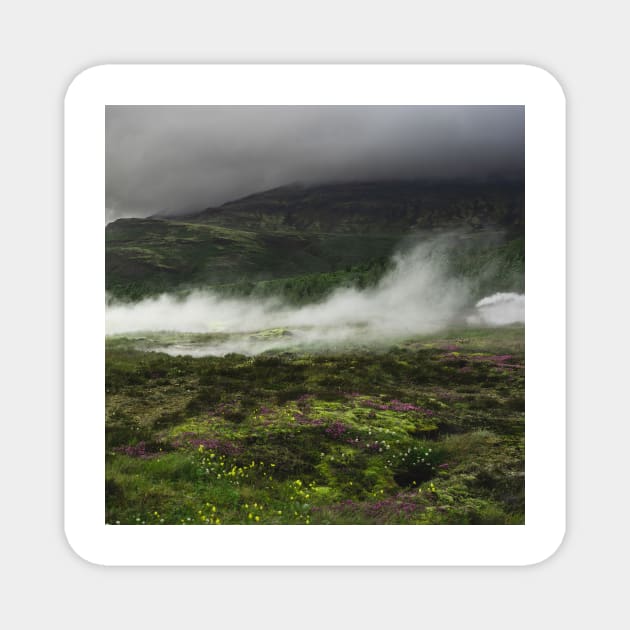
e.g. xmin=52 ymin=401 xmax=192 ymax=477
xmin=105 ymin=326 xmax=524 ymax=525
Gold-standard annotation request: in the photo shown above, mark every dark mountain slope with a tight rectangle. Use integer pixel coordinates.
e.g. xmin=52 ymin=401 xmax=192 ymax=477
xmin=107 ymin=180 xmax=524 ymax=302
xmin=178 ymin=180 xmax=524 ymax=234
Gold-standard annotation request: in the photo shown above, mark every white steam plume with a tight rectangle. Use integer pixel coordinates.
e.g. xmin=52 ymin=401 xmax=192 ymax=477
xmin=467 ymin=292 xmax=525 ymax=326
xmin=106 ymin=236 xmax=523 ymax=356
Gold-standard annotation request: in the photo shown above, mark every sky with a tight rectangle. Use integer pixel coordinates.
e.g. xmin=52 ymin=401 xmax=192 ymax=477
xmin=105 ymin=105 xmax=524 ymax=222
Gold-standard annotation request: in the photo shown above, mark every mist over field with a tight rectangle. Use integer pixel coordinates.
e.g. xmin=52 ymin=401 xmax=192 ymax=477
xmin=105 ymin=105 xmax=526 ymax=527
xmin=106 ymin=235 xmax=524 ymax=356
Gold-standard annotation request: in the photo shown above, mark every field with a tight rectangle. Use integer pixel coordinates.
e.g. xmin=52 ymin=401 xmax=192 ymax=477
xmin=106 ymin=325 xmax=524 ymax=525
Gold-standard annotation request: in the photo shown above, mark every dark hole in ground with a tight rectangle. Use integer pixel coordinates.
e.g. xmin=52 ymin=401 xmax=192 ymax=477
xmin=393 ymin=463 xmax=436 ymax=487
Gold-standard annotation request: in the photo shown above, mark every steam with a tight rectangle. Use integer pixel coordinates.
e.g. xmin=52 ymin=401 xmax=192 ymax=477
xmin=106 ymin=237 xmax=524 ymax=356
xmin=467 ymin=292 xmax=525 ymax=326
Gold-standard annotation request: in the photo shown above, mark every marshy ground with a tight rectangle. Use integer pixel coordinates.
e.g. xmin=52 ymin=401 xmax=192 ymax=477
xmin=106 ymin=324 xmax=524 ymax=525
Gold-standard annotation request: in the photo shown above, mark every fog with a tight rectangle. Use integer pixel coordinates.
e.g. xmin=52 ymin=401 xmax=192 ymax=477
xmin=106 ymin=106 xmax=525 ymax=220
xmin=106 ymin=236 xmax=524 ymax=356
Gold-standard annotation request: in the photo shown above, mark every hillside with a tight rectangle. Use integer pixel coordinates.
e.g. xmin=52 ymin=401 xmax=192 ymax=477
xmin=175 ymin=179 xmax=524 ymax=234
xmin=106 ymin=179 xmax=524 ymax=302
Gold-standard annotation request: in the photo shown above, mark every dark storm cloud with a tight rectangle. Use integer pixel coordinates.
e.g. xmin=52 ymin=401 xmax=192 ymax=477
xmin=105 ymin=105 xmax=524 ymax=220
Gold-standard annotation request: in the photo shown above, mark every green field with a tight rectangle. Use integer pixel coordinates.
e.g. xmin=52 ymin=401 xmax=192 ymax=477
xmin=106 ymin=325 xmax=524 ymax=525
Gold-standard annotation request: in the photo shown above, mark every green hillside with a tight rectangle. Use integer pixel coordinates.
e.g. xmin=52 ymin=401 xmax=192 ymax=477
xmin=106 ymin=180 xmax=524 ymax=302
xmin=106 ymin=219 xmax=404 ymax=301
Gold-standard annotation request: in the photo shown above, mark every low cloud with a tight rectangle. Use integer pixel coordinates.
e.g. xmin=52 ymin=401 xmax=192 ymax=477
xmin=106 ymin=106 xmax=524 ymax=219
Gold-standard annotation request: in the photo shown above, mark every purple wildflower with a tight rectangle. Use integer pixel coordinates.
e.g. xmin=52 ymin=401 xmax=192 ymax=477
xmin=325 ymin=421 xmax=349 ymax=439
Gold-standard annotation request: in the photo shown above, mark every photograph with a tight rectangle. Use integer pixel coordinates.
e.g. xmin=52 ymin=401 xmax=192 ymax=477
xmin=104 ymin=104 xmax=525 ymax=526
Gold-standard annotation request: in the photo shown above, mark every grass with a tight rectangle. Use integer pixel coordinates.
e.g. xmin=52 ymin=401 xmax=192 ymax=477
xmin=105 ymin=325 xmax=524 ymax=525
xmin=106 ymin=218 xmax=403 ymax=301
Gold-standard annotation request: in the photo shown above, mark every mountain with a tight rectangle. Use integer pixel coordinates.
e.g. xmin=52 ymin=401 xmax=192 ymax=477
xmin=164 ymin=179 xmax=524 ymax=233
xmin=106 ymin=179 xmax=524 ymax=302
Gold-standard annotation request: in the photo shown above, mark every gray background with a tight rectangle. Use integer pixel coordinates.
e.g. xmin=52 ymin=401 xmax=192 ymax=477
xmin=2 ymin=1 xmax=626 ymax=627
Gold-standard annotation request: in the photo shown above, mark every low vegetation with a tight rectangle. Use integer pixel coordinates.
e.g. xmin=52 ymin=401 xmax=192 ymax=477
xmin=106 ymin=325 xmax=524 ymax=525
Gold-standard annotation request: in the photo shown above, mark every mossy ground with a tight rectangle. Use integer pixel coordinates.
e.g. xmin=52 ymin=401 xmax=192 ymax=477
xmin=106 ymin=325 xmax=524 ymax=525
